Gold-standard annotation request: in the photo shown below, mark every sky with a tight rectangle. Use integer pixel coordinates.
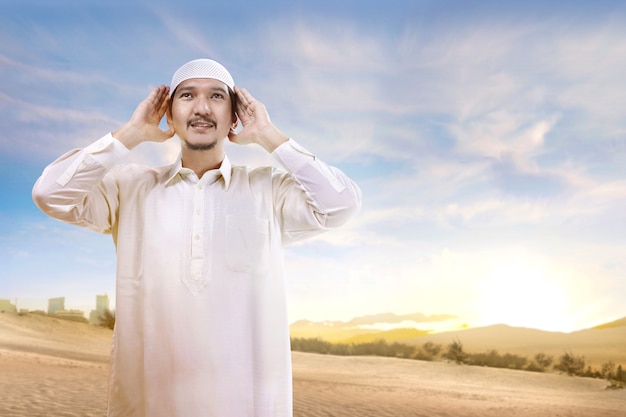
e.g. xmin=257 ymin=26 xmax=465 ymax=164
xmin=1 ymin=0 xmax=626 ymax=333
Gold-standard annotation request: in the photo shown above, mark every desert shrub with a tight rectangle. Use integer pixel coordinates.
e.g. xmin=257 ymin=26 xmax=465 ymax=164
xmin=601 ymin=361 xmax=616 ymax=380
xmin=468 ymin=349 xmax=500 ymax=367
xmin=98 ymin=309 xmax=116 ymax=330
xmin=351 ymin=339 xmax=397 ymax=357
xmin=583 ymin=366 xmax=601 ymax=378
xmin=467 ymin=350 xmax=528 ymax=370
xmin=391 ymin=342 xmax=417 ymax=358
xmin=525 ymin=362 xmax=544 ymax=372
xmin=328 ymin=342 xmax=352 ymax=356
xmin=290 ymin=338 xmax=417 ymax=358
xmin=502 ymin=353 xmax=528 ymax=370
xmin=423 ymin=342 xmax=442 ymax=357
xmin=413 ymin=342 xmax=442 ymax=361
xmin=412 ymin=349 xmax=433 ymax=361
xmin=554 ymin=351 xmax=586 ymax=376
xmin=533 ymin=353 xmax=553 ymax=370
xmin=524 ymin=353 xmax=553 ymax=372
xmin=526 ymin=353 xmax=553 ymax=372
xmin=443 ymin=339 xmax=467 ymax=364
xmin=290 ymin=337 xmax=333 ymax=354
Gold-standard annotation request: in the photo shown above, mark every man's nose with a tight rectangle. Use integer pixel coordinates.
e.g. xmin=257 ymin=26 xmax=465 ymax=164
xmin=193 ymin=97 xmax=211 ymax=114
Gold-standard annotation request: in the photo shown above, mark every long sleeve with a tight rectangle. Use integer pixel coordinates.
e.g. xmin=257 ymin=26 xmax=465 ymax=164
xmin=31 ymin=133 xmax=130 ymax=234
xmin=270 ymin=139 xmax=362 ymax=244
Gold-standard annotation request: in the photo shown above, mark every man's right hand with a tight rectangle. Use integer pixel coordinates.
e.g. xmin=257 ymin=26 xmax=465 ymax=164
xmin=112 ymin=85 xmax=175 ymax=150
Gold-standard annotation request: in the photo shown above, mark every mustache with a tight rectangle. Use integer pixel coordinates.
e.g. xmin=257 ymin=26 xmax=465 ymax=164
xmin=187 ymin=116 xmax=217 ymax=127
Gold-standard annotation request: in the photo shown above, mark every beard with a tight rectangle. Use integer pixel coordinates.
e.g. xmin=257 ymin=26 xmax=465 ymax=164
xmin=181 ymin=116 xmax=223 ymax=151
xmin=182 ymin=138 xmax=218 ymax=151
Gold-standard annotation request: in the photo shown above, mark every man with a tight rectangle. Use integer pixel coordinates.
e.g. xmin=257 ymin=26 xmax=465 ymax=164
xmin=32 ymin=59 xmax=361 ymax=417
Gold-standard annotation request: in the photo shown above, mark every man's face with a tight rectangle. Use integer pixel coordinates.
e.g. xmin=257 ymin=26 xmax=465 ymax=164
xmin=170 ymin=78 xmax=237 ymax=151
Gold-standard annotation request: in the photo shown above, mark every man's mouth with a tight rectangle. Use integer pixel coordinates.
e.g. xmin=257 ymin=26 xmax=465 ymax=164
xmin=188 ymin=118 xmax=216 ymax=129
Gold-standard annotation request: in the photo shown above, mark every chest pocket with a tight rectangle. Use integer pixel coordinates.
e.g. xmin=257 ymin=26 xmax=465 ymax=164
xmin=225 ymin=214 xmax=270 ymax=274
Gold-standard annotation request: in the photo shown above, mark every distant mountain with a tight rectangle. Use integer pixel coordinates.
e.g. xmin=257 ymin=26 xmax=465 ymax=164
xmin=290 ymin=313 xmax=626 ymax=366
xmin=291 ymin=311 xmax=457 ymax=329
xmin=341 ymin=312 xmax=457 ymax=326
xmin=592 ymin=316 xmax=626 ymax=330
xmin=341 ymin=327 xmax=430 ymax=344
xmin=400 ymin=323 xmax=626 ymax=367
xmin=290 ymin=321 xmax=376 ymax=342
xmin=290 ymin=311 xmax=458 ymax=342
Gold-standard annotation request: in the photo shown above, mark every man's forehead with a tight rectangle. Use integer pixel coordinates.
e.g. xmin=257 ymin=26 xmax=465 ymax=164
xmin=176 ymin=78 xmax=229 ymax=91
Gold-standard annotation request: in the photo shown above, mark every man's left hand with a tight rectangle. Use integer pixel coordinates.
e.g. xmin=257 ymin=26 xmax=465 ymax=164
xmin=229 ymin=87 xmax=288 ymax=152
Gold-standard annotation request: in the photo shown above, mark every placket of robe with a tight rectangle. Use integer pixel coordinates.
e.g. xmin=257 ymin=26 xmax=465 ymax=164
xmin=186 ymin=174 xmax=217 ymax=294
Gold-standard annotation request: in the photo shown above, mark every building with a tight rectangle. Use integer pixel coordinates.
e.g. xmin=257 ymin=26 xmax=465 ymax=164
xmin=96 ymin=294 xmax=109 ymax=312
xmin=47 ymin=297 xmax=65 ymax=315
xmin=55 ymin=309 xmax=88 ymax=323
xmin=0 ymin=299 xmax=17 ymax=313
xmin=90 ymin=294 xmax=110 ymax=325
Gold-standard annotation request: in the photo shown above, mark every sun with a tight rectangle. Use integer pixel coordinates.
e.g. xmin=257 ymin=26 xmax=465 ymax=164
xmin=475 ymin=254 xmax=573 ymax=332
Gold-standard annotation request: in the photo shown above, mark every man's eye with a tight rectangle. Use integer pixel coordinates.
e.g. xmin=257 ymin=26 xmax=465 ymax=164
xmin=179 ymin=93 xmax=192 ymax=99
xmin=212 ymin=94 xmax=224 ymax=99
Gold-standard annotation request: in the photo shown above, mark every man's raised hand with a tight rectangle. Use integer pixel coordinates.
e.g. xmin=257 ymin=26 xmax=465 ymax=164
xmin=228 ymin=87 xmax=288 ymax=153
xmin=113 ymin=85 xmax=175 ymax=150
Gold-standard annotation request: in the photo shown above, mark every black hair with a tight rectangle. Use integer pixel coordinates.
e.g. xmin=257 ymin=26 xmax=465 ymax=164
xmin=228 ymin=87 xmax=237 ymax=119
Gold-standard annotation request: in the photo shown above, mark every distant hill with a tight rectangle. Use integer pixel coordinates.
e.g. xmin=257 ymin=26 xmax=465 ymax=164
xmin=290 ymin=313 xmax=626 ymax=366
xmin=0 ymin=312 xmax=111 ymax=362
xmin=592 ymin=316 xmax=626 ymax=330
xmin=400 ymin=323 xmax=626 ymax=367
xmin=290 ymin=311 xmax=458 ymax=342
xmin=290 ymin=320 xmax=386 ymax=342
xmin=341 ymin=327 xmax=430 ymax=344
xmin=340 ymin=312 xmax=457 ymax=326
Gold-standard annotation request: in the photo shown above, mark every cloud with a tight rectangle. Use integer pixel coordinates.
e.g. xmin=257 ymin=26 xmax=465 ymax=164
xmin=151 ymin=11 xmax=219 ymax=59
xmin=0 ymin=91 xmax=121 ymax=159
xmin=0 ymin=91 xmax=115 ymax=125
xmin=490 ymin=153 xmax=571 ymax=198
xmin=227 ymin=15 xmax=626 ymax=176
xmin=0 ymin=53 xmax=128 ymax=91
xmin=247 ymin=17 xmax=626 ymax=234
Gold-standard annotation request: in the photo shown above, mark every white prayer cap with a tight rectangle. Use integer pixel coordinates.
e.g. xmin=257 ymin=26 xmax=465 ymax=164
xmin=169 ymin=59 xmax=235 ymax=96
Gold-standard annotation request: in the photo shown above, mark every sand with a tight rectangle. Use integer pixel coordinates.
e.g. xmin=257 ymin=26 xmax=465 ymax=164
xmin=292 ymin=352 xmax=626 ymax=417
xmin=0 ymin=350 xmax=108 ymax=417
xmin=1 ymin=313 xmax=625 ymax=417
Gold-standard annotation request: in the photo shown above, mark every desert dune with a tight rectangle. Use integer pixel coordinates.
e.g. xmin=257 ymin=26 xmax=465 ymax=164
xmin=1 ymin=312 xmax=625 ymax=417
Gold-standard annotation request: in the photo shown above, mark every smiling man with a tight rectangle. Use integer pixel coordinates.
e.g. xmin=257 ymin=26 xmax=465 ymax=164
xmin=173 ymin=79 xmax=236 ymax=151
xmin=32 ymin=59 xmax=361 ymax=417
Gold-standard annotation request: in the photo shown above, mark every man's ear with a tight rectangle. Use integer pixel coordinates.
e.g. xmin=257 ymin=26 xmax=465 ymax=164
xmin=231 ymin=114 xmax=238 ymax=132
xmin=166 ymin=104 xmax=173 ymax=124
xmin=165 ymin=106 xmax=175 ymax=135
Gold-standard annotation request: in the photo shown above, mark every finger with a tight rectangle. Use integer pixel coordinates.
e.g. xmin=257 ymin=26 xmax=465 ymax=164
xmin=151 ymin=85 xmax=169 ymax=109
xmin=150 ymin=85 xmax=164 ymax=103
xmin=238 ymin=87 xmax=253 ymax=100
xmin=158 ymin=85 xmax=170 ymax=107
xmin=235 ymin=86 xmax=252 ymax=109
xmin=156 ymin=93 xmax=170 ymax=118
xmin=233 ymin=92 xmax=249 ymax=121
